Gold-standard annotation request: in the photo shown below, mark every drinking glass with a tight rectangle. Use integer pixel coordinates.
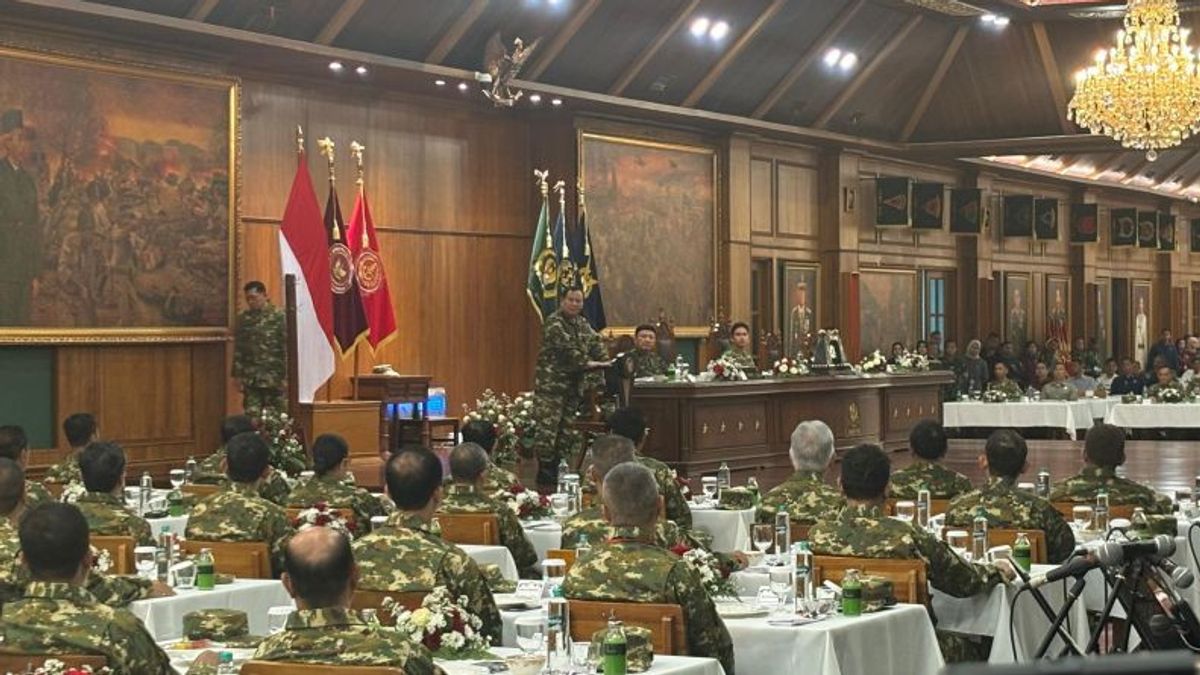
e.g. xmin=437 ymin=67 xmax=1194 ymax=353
xmin=267 ymin=606 xmax=292 ymax=634
xmin=169 ymin=469 xmax=185 ymax=490
xmin=173 ymin=561 xmax=196 ymax=589
xmin=543 ymin=558 xmax=566 ymax=592
xmin=894 ymin=501 xmax=916 ymax=524
xmin=133 ymin=546 xmax=156 ymax=580
xmin=1072 ymin=505 xmax=1094 ymax=531
xmin=752 ymin=523 xmax=774 ymax=560
xmin=550 ymin=494 xmax=571 ymax=522
xmin=1175 ymin=491 xmax=1194 ymax=519
xmin=945 ymin=530 xmax=970 ymax=560
xmin=514 ymin=616 xmax=547 ymax=654
xmin=768 ymin=566 xmax=793 ymax=615
xmin=701 ymin=477 xmax=719 ymax=505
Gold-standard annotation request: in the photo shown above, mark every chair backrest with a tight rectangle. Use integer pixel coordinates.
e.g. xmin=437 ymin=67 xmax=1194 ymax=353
xmin=181 ymin=483 xmax=220 ymax=499
xmin=43 ymin=483 xmax=65 ymax=499
xmin=790 ymin=523 xmax=811 ymax=544
xmin=757 ymin=331 xmax=783 ymax=369
xmin=705 ymin=319 xmax=731 ymax=364
xmin=241 ymin=662 xmax=406 ymax=675
xmin=350 ymin=590 xmax=426 ymax=626
xmin=1051 ymin=501 xmax=1138 ymax=522
xmin=812 ymin=555 xmax=929 ymax=606
xmin=179 ymin=539 xmax=271 ymax=578
xmin=568 ymin=600 xmax=687 ymax=655
xmin=545 ymin=549 xmax=577 ymax=572
xmin=0 ymin=654 xmax=108 ymax=671
xmin=436 ymin=513 xmax=499 ymax=546
xmin=988 ymin=528 xmax=1048 ymax=564
xmin=90 ymin=535 xmax=135 ymax=575
xmin=284 ymin=507 xmax=358 ymax=532
xmin=654 ymin=312 xmax=678 ymax=361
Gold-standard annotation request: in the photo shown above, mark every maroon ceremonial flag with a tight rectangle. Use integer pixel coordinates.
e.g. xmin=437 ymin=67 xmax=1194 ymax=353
xmin=324 ymin=182 xmax=368 ymax=352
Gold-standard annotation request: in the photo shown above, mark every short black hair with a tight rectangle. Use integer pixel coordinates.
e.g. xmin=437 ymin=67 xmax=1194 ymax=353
xmin=730 ymin=322 xmax=750 ymax=335
xmin=20 ymin=503 xmax=90 ymax=580
xmin=221 ymin=414 xmax=256 ymax=445
xmin=460 ymin=419 xmax=497 ymax=452
xmin=311 ymin=434 xmax=349 ymax=476
xmin=0 ymin=425 xmax=28 ymax=461
xmin=607 ymin=407 xmax=647 ymax=444
xmin=1085 ymin=423 xmax=1126 ymax=468
xmin=62 ymin=413 xmax=96 ymax=448
xmin=449 ymin=443 xmax=488 ymax=482
xmin=243 ymin=280 xmax=267 ymax=294
xmin=386 ymin=447 xmax=442 ymax=511
xmin=284 ymin=529 xmax=353 ymax=607
xmin=985 ymin=429 xmax=1028 ymax=479
xmin=79 ymin=441 xmax=126 ymax=493
xmin=226 ymin=431 xmax=270 ymax=483
xmin=840 ymin=443 xmax=890 ymax=500
xmin=908 ymin=419 xmax=948 ymax=461
xmin=634 ymin=324 xmax=656 ymax=336
xmin=0 ymin=458 xmax=25 ymax=515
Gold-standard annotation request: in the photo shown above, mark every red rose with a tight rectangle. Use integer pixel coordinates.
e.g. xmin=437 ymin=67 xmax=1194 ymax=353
xmin=315 ymin=514 xmax=331 ymax=526
xmin=424 ymin=632 xmax=441 ymax=651
xmin=670 ymin=543 xmax=691 ymax=556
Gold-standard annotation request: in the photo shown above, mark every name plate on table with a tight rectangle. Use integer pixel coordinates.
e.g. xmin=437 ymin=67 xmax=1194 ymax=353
xmin=515 ymin=580 xmax=545 ymax=602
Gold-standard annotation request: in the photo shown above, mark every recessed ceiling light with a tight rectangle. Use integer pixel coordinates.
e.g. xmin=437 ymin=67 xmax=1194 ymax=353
xmin=981 ymin=13 xmax=996 ymax=23
xmin=709 ymin=21 xmax=730 ymax=40
xmin=993 ymin=15 xmax=1010 ymax=27
xmin=434 ymin=79 xmax=446 ymax=86
xmin=551 ymin=98 xmax=563 ymax=106
xmin=457 ymin=82 xmax=469 ymax=91
xmin=690 ymin=17 xmax=710 ymax=37
xmin=839 ymin=52 xmax=858 ymax=70
xmin=529 ymin=94 xmax=542 ymax=103
xmin=328 ymin=61 xmax=344 ymax=72
xmin=823 ymin=48 xmax=842 ymax=67
xmin=355 ymin=65 xmax=368 ymax=76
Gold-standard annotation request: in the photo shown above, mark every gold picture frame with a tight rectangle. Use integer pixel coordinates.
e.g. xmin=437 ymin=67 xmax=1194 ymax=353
xmin=779 ymin=262 xmax=820 ymax=359
xmin=1045 ymin=275 xmax=1071 ymax=343
xmin=0 ymin=44 xmax=239 ymax=344
xmin=1002 ymin=272 xmax=1031 ymax=348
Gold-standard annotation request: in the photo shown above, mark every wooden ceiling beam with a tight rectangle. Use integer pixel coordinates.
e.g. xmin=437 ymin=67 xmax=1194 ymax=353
xmin=1151 ymin=150 xmax=1200 ymax=185
xmin=899 ymin=23 xmax=969 ymax=142
xmin=1090 ymin=152 xmax=1129 ymax=178
xmin=1030 ymin=21 xmax=1074 ymax=135
xmin=1120 ymin=154 xmax=1156 ymax=183
xmin=681 ymin=0 xmax=788 ymax=108
xmin=313 ymin=0 xmax=365 ymax=45
xmin=608 ymin=0 xmax=700 ymax=96
xmin=814 ymin=14 xmax=922 ymax=129
xmin=425 ymin=0 xmax=490 ymax=64
xmin=524 ymin=0 xmax=602 ymax=80
xmin=185 ymin=0 xmax=219 ymax=22
xmin=751 ymin=0 xmax=865 ymax=119
xmin=1176 ymin=157 xmax=1200 ymax=189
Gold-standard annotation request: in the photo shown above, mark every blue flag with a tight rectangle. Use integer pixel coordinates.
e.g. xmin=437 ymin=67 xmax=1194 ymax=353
xmin=574 ymin=204 xmax=606 ymax=330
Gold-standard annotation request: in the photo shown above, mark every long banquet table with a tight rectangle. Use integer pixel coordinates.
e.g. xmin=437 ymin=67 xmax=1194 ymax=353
xmin=943 ymin=400 xmax=1099 ymax=439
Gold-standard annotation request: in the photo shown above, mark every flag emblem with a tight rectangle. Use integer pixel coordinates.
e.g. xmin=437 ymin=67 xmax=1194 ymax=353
xmin=329 ymin=243 xmax=354 ymax=294
xmin=356 ymin=249 xmax=383 ymax=293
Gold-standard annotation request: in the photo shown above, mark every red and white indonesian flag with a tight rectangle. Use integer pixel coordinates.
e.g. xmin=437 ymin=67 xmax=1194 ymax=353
xmin=279 ymin=152 xmax=336 ymax=402
xmin=347 ymin=184 xmax=397 ymax=348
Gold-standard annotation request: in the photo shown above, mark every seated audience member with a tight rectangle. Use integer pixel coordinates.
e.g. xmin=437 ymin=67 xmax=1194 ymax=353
xmin=185 ymin=432 xmax=294 ymax=577
xmin=720 ymin=322 xmax=757 ymax=370
xmin=945 ymin=430 xmax=1074 ymax=564
xmin=995 ymin=342 xmax=1023 ymax=384
xmin=959 ymin=340 xmax=988 ymax=395
xmin=0 ymin=503 xmax=181 ymax=674
xmin=249 ymin=527 xmax=442 ymax=673
xmin=44 ymin=412 xmax=97 ymax=485
xmin=439 ymin=443 xmax=539 ymax=579
xmin=194 ymin=415 xmax=291 ymax=505
xmin=986 ymin=361 xmax=1022 ymax=400
xmin=0 ymin=425 xmax=52 ymax=507
xmin=1108 ymin=358 xmax=1145 ymax=396
xmin=939 ymin=340 xmax=961 ymax=371
xmin=563 ymin=463 xmax=735 ymax=674
xmin=1049 ymin=423 xmax=1172 ymax=513
xmin=1065 ymin=362 xmax=1099 ymax=396
xmin=928 ymin=331 xmax=944 ymax=360
xmin=286 ymin=433 xmax=386 ymax=529
xmin=630 ymin=323 xmax=669 ymax=377
xmin=1030 ymin=361 xmax=1051 ymax=390
xmin=460 ymin=419 xmax=521 ymax=497
xmin=608 ymin=407 xmax=691 ymax=529
xmin=888 ymin=341 xmax=906 ymax=364
xmin=1148 ymin=328 xmax=1181 ymax=374
xmin=1020 ymin=342 xmax=1041 ymax=387
xmin=352 ymin=448 xmax=500 ymax=643
xmin=1041 ymin=363 xmax=1079 ymax=401
xmin=1182 ymin=356 xmax=1200 ymax=387
xmin=1077 ymin=337 xmax=1102 ymax=377
xmin=758 ymin=421 xmax=844 ymax=525
xmin=809 ymin=443 xmax=1010 ymax=663
xmin=890 ymin=419 xmax=973 ymax=500
xmin=75 ymin=441 xmax=154 ymax=546
xmin=1147 ymin=364 xmax=1184 ymax=398
xmin=1096 ymin=358 xmax=1119 ymax=392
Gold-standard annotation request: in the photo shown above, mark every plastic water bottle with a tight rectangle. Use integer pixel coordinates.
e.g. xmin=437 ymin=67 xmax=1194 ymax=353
xmin=1096 ymin=490 xmax=1110 ymax=533
xmin=184 ymin=456 xmax=197 ymax=484
xmin=717 ymin=462 xmax=731 ymax=499
xmin=196 ymin=548 xmax=215 ymax=590
xmin=156 ymin=527 xmax=174 ymax=584
xmin=603 ymin=619 xmax=628 ymax=675
xmin=774 ymin=509 xmax=790 ymax=560
xmin=546 ymin=584 xmax=570 ymax=672
xmin=167 ymin=488 xmax=184 ymax=517
xmin=556 ymin=459 xmax=570 ymax=493
xmin=576 ymin=533 xmax=591 ymax=559
xmin=841 ymin=569 xmax=862 ymax=617
xmin=916 ymin=487 xmax=931 ymax=529
xmin=1013 ymin=532 xmax=1032 ymax=572
xmin=139 ymin=471 xmax=153 ymax=517
xmin=216 ymin=651 xmax=236 ymax=674
xmin=1036 ymin=467 xmax=1051 ymax=498
xmin=794 ymin=541 xmax=814 ymax=603
xmin=972 ymin=507 xmax=989 ymax=561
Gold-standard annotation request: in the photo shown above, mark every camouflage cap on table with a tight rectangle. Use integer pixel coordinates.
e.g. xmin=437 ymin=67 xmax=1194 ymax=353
xmin=183 ymin=608 xmax=250 ymax=640
xmin=718 ymin=487 xmax=755 ymax=511
xmin=482 ymin=563 xmax=517 ymax=594
xmin=860 ymin=575 xmax=896 ymax=613
xmin=590 ymin=625 xmax=653 ymax=673
xmin=1130 ymin=514 xmax=1178 ymax=538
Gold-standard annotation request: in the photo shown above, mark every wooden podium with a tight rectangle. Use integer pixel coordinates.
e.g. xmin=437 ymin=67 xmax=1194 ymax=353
xmin=351 ymin=374 xmax=459 ymax=454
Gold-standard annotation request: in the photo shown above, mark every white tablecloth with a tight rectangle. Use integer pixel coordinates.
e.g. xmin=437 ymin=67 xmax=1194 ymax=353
xmin=439 ymin=647 xmax=724 ymax=675
xmin=462 ymin=544 xmax=519 ymax=581
xmin=1105 ymin=402 xmax=1200 ymax=428
xmin=146 ymin=515 xmax=189 ymax=539
xmin=690 ymin=506 xmax=755 ymax=553
xmin=943 ymin=401 xmax=1094 ymax=439
xmin=521 ymin=521 xmax=563 ymax=562
xmin=131 ymin=579 xmax=293 ymax=641
xmin=933 ymin=579 xmax=1090 ymax=662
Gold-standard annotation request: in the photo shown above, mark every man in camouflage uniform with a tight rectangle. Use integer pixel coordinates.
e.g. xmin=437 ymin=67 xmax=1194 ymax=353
xmin=608 ymin=407 xmax=692 ymax=530
xmin=0 ymin=425 xmax=52 ymax=507
xmin=1049 ymin=423 xmax=1173 ymax=513
xmin=563 ymin=462 xmax=735 ymax=674
xmin=891 ymin=419 xmax=973 ymax=499
xmin=185 ymin=432 xmax=294 ymax=577
xmin=945 ymin=429 xmax=1075 ymax=564
xmin=630 ymin=324 xmax=668 ymax=378
xmin=0 ymin=503 xmax=178 ymax=675
xmin=531 ymin=287 xmax=611 ymax=490
xmin=352 ymin=448 xmax=501 ymax=643
xmin=44 ymin=412 xmax=96 ymax=485
xmin=286 ymin=433 xmax=386 ymax=531
xmin=195 ymin=414 xmax=292 ymax=506
xmin=809 ymin=443 xmax=1011 ymax=663
xmin=233 ymin=280 xmax=286 ymax=415
xmin=987 ymin=361 xmax=1024 ymax=400
xmin=439 ymin=443 xmax=540 ymax=579
xmin=461 ymin=419 xmax=522 ymax=498
xmin=758 ymin=420 xmax=845 ymax=526
xmin=74 ymin=442 xmax=154 ymax=546
xmin=719 ymin=322 xmax=757 ymax=370
xmin=1041 ymin=363 xmax=1080 ymax=401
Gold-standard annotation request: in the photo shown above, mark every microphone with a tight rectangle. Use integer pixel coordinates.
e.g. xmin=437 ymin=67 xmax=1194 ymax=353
xmin=1023 ymin=551 xmax=1101 ymax=589
xmin=1153 ymin=557 xmax=1195 ymax=589
xmin=1094 ymin=534 xmax=1176 ymax=566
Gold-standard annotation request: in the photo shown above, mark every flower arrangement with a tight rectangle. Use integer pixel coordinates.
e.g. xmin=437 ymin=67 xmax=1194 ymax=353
xmin=704 ymin=355 xmax=748 ymax=382
xmin=1152 ymin=385 xmax=1191 ymax=403
xmin=291 ymin=502 xmax=357 ymax=538
xmin=58 ymin=481 xmax=86 ymax=504
xmin=461 ymin=389 xmax=535 ymax=467
xmin=254 ymin=409 xmax=308 ymax=475
xmin=891 ymin=350 xmax=931 ymax=373
xmin=855 ymin=350 xmax=888 ymax=375
xmin=19 ymin=660 xmax=109 ymax=675
xmin=672 ymin=546 xmax=737 ymax=599
xmin=501 ymin=483 xmax=551 ymax=520
xmin=91 ymin=545 xmax=112 ymax=574
xmin=387 ymin=586 xmax=492 ymax=659
xmin=981 ymin=388 xmax=1010 ymax=404
xmin=1121 ymin=393 xmax=1140 ymax=404
xmin=773 ymin=356 xmax=810 ymax=378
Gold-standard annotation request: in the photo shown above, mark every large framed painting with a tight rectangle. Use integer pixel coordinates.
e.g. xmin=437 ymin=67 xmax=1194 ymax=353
xmin=0 ymin=46 xmax=238 ymax=343
xmin=1045 ymin=275 xmax=1070 ymax=343
xmin=779 ymin=262 xmax=819 ymax=359
xmin=1002 ymin=272 xmax=1031 ymax=348
xmin=858 ymin=268 xmax=917 ymax=354
xmin=579 ymin=132 xmax=716 ymax=332
xmin=1131 ymin=281 xmax=1152 ymax=368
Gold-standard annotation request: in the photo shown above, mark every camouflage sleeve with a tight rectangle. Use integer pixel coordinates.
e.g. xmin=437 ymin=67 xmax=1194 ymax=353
xmin=499 ymin=509 xmax=541 ymax=580
xmin=24 ymin=481 xmax=51 ymax=509
xmin=87 ymin=573 xmax=154 ymax=607
xmin=264 ymin=508 xmax=295 ymax=578
xmin=443 ymin=551 xmax=502 ymax=644
xmin=1039 ymin=503 xmax=1078 ymax=565
xmin=133 ymin=515 xmax=156 ymax=548
xmin=586 ymin=330 xmax=607 ymax=361
xmin=267 ymin=309 xmax=286 ymax=382
xmin=953 ymin=475 xmax=975 ymax=496
xmin=667 ymin=560 xmax=735 ymax=674
xmin=261 ymin=471 xmax=294 ymax=505
xmin=657 ymin=469 xmax=692 ymax=530
xmin=913 ymin=529 xmax=998 ymax=598
xmin=1150 ymin=490 xmax=1174 ymax=516
xmin=542 ymin=318 xmax=590 ymax=375
xmin=110 ymin=609 xmax=176 ymax=674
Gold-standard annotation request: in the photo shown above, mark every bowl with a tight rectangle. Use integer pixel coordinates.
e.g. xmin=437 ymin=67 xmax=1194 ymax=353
xmin=505 ymin=653 xmax=546 ymax=675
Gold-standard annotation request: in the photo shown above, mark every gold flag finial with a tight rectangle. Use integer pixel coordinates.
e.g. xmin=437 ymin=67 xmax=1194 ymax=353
xmin=553 ymin=179 xmax=566 ymax=211
xmin=576 ymin=178 xmax=586 ymax=210
xmin=317 ymin=136 xmax=336 ymax=182
xmin=296 ymin=125 xmax=305 ymax=155
xmin=350 ymin=141 xmax=365 ymax=188
xmin=534 ymin=169 xmax=549 ymax=198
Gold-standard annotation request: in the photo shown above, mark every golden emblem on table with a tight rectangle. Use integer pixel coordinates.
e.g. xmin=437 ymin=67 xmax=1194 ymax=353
xmin=847 ymin=401 xmax=862 ymax=436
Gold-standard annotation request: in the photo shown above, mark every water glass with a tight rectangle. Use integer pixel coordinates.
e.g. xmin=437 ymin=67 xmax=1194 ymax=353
xmin=1175 ymin=491 xmax=1194 ymax=518
xmin=133 ymin=546 xmax=157 ymax=580
xmin=514 ymin=615 xmax=547 ymax=654
xmin=1072 ymin=505 xmax=1094 ymax=531
xmin=752 ymin=524 xmax=774 ymax=557
xmin=946 ymin=530 xmax=970 ymax=560
xmin=543 ymin=558 xmax=566 ymax=591
xmin=701 ymin=477 xmax=719 ymax=504
xmin=267 ymin=605 xmax=292 ymax=634
xmin=173 ymin=561 xmax=196 ymax=589
xmin=169 ymin=469 xmax=185 ymax=489
xmin=768 ymin=566 xmax=794 ymax=615
xmin=894 ymin=501 xmax=916 ymax=524
xmin=550 ymin=493 xmax=571 ymax=522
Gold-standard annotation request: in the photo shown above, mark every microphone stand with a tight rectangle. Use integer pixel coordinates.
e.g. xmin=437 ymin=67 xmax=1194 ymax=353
xmin=1035 ymin=574 xmax=1088 ymax=659
xmin=1009 ymin=563 xmax=1084 ymax=657
xmin=1083 ymin=565 xmax=1128 ymax=654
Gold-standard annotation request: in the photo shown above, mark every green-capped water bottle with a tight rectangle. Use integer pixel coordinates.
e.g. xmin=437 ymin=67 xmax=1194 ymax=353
xmin=167 ymin=488 xmax=185 ymax=517
xmin=1095 ymin=489 xmax=1110 ymax=533
xmin=603 ymin=619 xmax=628 ymax=675
xmin=429 ymin=517 xmax=442 ymax=538
xmin=196 ymin=547 xmax=215 ymax=590
xmin=1013 ymin=532 xmax=1031 ymax=572
xmin=576 ymin=533 xmax=591 ymax=559
xmin=841 ymin=568 xmax=862 ymax=617
xmin=972 ymin=506 xmax=989 ymax=561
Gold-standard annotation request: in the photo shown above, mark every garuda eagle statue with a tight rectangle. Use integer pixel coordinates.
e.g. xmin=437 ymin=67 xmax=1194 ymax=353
xmin=482 ymin=33 xmax=540 ymax=107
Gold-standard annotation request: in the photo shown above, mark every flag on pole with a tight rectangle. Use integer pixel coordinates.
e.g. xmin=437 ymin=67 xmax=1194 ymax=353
xmin=550 ymin=182 xmax=576 ymax=293
xmin=316 ymin=137 xmax=368 ymax=353
xmin=277 ymin=141 xmax=335 ymax=403
xmin=346 ymin=143 xmax=397 ymax=349
xmin=574 ymin=192 xmax=606 ymax=330
xmin=526 ymin=170 xmax=558 ymax=322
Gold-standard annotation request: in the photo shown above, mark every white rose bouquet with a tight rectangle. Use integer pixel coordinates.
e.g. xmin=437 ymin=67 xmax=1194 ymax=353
xmin=386 ymin=586 xmax=492 ymax=659
xmin=855 ymin=350 xmax=888 ymax=375
xmin=773 ymin=356 xmax=810 ymax=378
xmin=704 ymin=356 xmax=748 ymax=382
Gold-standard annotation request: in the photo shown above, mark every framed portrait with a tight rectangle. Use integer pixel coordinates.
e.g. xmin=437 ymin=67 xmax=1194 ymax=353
xmin=1045 ymin=275 xmax=1070 ymax=343
xmin=0 ymin=46 xmax=238 ymax=343
xmin=579 ymin=132 xmax=717 ymax=332
xmin=1095 ymin=279 xmax=1112 ymax=360
xmin=779 ymin=262 xmax=819 ymax=359
xmin=1131 ymin=281 xmax=1152 ymax=369
xmin=1002 ymin=272 xmax=1031 ymax=348
xmin=858 ymin=268 xmax=917 ymax=354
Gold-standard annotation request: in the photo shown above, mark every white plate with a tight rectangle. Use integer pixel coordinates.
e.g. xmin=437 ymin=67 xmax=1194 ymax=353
xmin=715 ymin=602 xmax=770 ymax=618
xmin=493 ymin=593 xmax=542 ymax=610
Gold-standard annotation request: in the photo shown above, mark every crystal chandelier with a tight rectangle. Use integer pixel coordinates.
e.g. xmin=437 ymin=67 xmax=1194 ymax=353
xmin=1068 ymin=0 xmax=1200 ymax=160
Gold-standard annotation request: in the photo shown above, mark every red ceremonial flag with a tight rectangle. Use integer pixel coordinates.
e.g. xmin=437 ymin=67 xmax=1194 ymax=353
xmin=324 ymin=182 xmax=368 ymax=352
xmin=347 ymin=183 xmax=397 ymax=349
xmin=277 ymin=151 xmax=335 ymax=402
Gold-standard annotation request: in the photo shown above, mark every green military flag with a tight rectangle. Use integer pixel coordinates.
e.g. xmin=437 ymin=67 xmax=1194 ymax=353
xmin=526 ymin=171 xmax=559 ymax=322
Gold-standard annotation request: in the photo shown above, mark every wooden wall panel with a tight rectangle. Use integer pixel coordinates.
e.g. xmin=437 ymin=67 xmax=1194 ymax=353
xmin=750 ymin=159 xmax=773 ymax=235
xmin=776 ymin=163 xmax=817 ymax=237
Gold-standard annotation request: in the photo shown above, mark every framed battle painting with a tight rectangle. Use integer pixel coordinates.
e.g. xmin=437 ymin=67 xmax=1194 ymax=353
xmin=1002 ymin=272 xmax=1031 ymax=348
xmin=578 ymin=132 xmax=716 ymax=334
xmin=858 ymin=268 xmax=917 ymax=354
xmin=779 ymin=262 xmax=819 ymax=359
xmin=1045 ymin=275 xmax=1070 ymax=343
xmin=0 ymin=46 xmax=238 ymax=343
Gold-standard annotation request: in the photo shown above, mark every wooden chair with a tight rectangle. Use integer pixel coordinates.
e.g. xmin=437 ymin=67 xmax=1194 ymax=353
xmin=0 ymin=654 xmax=108 ymax=671
xmin=241 ymin=663 xmax=406 ymax=675
xmin=350 ymin=589 xmax=427 ymax=626
xmin=181 ymin=483 xmax=220 ymax=499
xmin=654 ymin=311 xmax=678 ymax=361
xmin=704 ymin=318 xmax=731 ymax=365
xmin=757 ymin=331 xmax=783 ymax=370
xmin=43 ymin=482 xmax=65 ymax=499
xmin=1051 ymin=501 xmax=1138 ymax=522
xmin=545 ymin=549 xmax=577 ymax=572
xmin=988 ymin=528 xmax=1048 ymax=564
xmin=435 ymin=513 xmax=499 ymax=546
xmin=284 ymin=506 xmax=358 ymax=532
xmin=90 ymin=535 xmax=135 ymax=575
xmin=790 ymin=522 xmax=811 ymax=544
xmin=568 ymin=600 xmax=687 ymax=656
xmin=179 ymin=539 xmax=271 ymax=578
xmin=812 ymin=555 xmax=929 ymax=606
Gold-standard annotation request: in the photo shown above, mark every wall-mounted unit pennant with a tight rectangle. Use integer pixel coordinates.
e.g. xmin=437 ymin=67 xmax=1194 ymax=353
xmin=1069 ymin=203 xmax=1098 ymax=243
xmin=1034 ymin=198 xmax=1058 ymax=240
xmin=875 ymin=177 xmax=911 ymax=227
xmin=1137 ymin=211 xmax=1158 ymax=248
xmin=1002 ymin=195 xmax=1034 ymax=237
xmin=949 ymin=188 xmax=981 ymax=234
xmin=1157 ymin=213 xmax=1176 ymax=253
xmin=1111 ymin=208 xmax=1136 ymax=247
